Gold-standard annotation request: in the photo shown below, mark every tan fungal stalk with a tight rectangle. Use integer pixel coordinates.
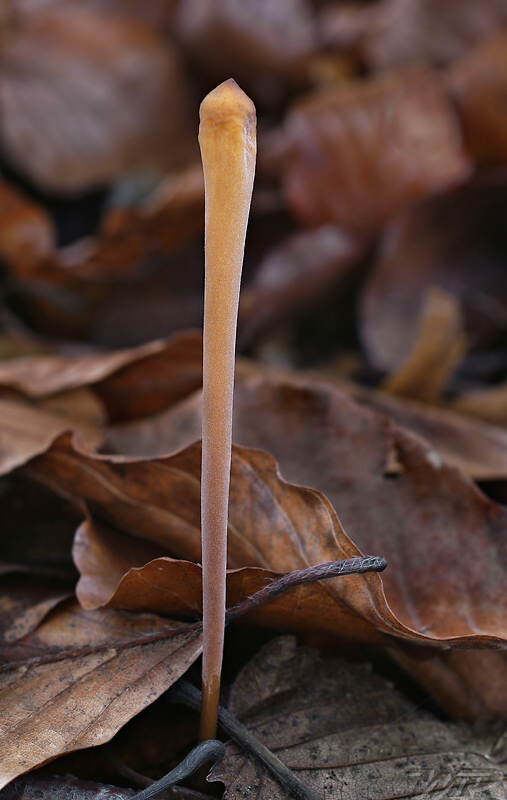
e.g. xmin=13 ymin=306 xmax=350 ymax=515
xmin=198 ymin=79 xmax=256 ymax=741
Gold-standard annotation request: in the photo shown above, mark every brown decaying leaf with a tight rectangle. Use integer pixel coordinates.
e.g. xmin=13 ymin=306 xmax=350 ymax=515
xmin=0 ymin=181 xmax=55 ymax=277
xmin=72 ymin=518 xmax=386 ymax=642
xmin=281 ymin=67 xmax=471 ymax=234
xmin=238 ymin=225 xmax=366 ymax=347
xmin=175 ymin=0 xmax=316 ymax=95
xmin=0 ymin=397 xmax=102 ymax=474
xmin=0 ymin=600 xmax=202 ymax=789
xmin=320 ymin=0 xmax=507 ymax=70
xmin=0 ymin=330 xmax=202 ymax=422
xmin=211 ymin=636 xmax=507 ymax=799
xmin=341 ymin=379 xmax=507 ymax=481
xmin=451 ymin=382 xmax=507 ymax=428
xmin=26 ymin=434 xmax=395 ymax=645
xmin=104 ymin=375 xmax=507 ymax=481
xmin=0 ymin=774 xmax=136 ymax=800
xmin=449 ymin=31 xmax=507 ymax=165
xmin=0 ymin=575 xmax=72 ymax=646
xmin=360 ymin=176 xmax=507 ymax=371
xmin=20 ymin=364 xmax=507 ymax=653
xmin=380 ymin=286 xmax=467 ymax=403
xmin=0 ymin=5 xmax=193 ymax=192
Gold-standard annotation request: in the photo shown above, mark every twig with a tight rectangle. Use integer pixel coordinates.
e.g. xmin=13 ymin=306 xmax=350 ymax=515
xmin=0 ymin=556 xmax=386 ymax=673
xmin=128 ymin=741 xmax=225 ymax=800
xmin=103 ymin=751 xmax=210 ymax=800
xmin=169 ymin=681 xmax=323 ymax=800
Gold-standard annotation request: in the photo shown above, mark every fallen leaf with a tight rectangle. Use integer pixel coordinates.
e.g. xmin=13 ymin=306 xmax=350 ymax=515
xmin=281 ymin=67 xmax=471 ymax=234
xmin=0 ymin=575 xmax=72 ymax=646
xmin=360 ymin=175 xmax=507 ymax=371
xmin=25 ymin=435 xmax=395 ymax=645
xmin=0 ymin=774 xmax=136 ymax=800
xmin=449 ymin=31 xmax=507 ymax=165
xmin=380 ymin=286 xmax=467 ymax=402
xmin=238 ymin=225 xmax=366 ymax=347
xmin=0 ymin=180 xmax=55 ymax=276
xmin=0 ymin=330 xmax=202 ymax=422
xmin=341 ymin=380 xmax=507 ymax=481
xmin=0 ymin=5 xmax=193 ymax=192
xmin=175 ymin=0 xmax=316 ymax=95
xmin=0 ymin=397 xmax=101 ymax=474
xmin=21 ymin=373 xmax=507 ymax=654
xmin=320 ymin=0 xmax=507 ymax=70
xmin=210 ymin=636 xmax=507 ymax=799
xmin=451 ymin=382 xmax=507 ymax=427
xmin=72 ymin=517 xmax=388 ymax=643
xmin=0 ymin=600 xmax=202 ymax=789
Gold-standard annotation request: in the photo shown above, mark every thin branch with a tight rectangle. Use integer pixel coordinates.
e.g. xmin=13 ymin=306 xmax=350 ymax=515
xmin=0 ymin=555 xmax=386 ymax=672
xmin=170 ymin=681 xmax=323 ymax=800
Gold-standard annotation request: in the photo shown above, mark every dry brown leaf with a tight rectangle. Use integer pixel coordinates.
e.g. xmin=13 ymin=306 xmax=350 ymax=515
xmin=320 ymin=0 xmax=507 ymax=70
xmin=281 ymin=67 xmax=471 ymax=235
xmin=0 ymin=330 xmax=202 ymax=423
xmin=360 ymin=176 xmax=507 ymax=371
xmin=449 ymin=31 xmax=507 ymax=165
xmin=20 ymin=374 xmax=507 ymax=655
xmin=0 ymin=775 xmax=136 ymax=799
xmin=211 ymin=636 xmax=507 ymax=799
xmin=0 ymin=180 xmax=55 ymax=276
xmin=175 ymin=0 xmax=316 ymax=95
xmin=0 ymin=397 xmax=101 ymax=474
xmin=0 ymin=600 xmax=202 ymax=789
xmin=238 ymin=225 xmax=366 ymax=347
xmin=0 ymin=5 xmax=193 ymax=192
xmin=381 ymin=286 xmax=467 ymax=403
xmin=0 ymin=575 xmax=72 ymax=647
xmin=452 ymin=383 xmax=507 ymax=427
xmin=71 ymin=517 xmax=388 ymax=642
xmin=342 ymin=380 xmax=507 ymax=481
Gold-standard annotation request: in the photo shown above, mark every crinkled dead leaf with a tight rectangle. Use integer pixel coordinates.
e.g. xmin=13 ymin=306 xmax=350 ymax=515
xmin=0 ymin=5 xmax=193 ymax=192
xmin=380 ymin=286 xmax=467 ymax=403
xmin=104 ymin=378 xmax=507 ymax=481
xmin=0 ymin=775 xmax=137 ymax=800
xmin=0 ymin=574 xmax=72 ymax=646
xmin=25 ymin=435 xmax=395 ymax=645
xmin=449 ymin=31 xmax=507 ymax=165
xmin=0 ymin=180 xmax=55 ymax=276
xmin=175 ymin=0 xmax=316 ymax=94
xmin=360 ymin=176 xmax=507 ymax=371
xmin=0 ymin=600 xmax=202 ymax=789
xmin=230 ymin=367 xmax=507 ymax=648
xmin=342 ymin=380 xmax=507 ymax=481
xmin=452 ymin=382 xmax=507 ymax=427
xmin=72 ymin=518 xmax=387 ymax=642
xmin=211 ymin=637 xmax=507 ymax=799
xmin=0 ymin=330 xmax=202 ymax=422
xmin=320 ymin=0 xmax=507 ymax=70
xmin=0 ymin=397 xmax=101 ymax=474
xmin=281 ymin=67 xmax=471 ymax=234
xmin=238 ymin=225 xmax=366 ymax=347
xmin=20 ymin=368 xmax=507 ymax=654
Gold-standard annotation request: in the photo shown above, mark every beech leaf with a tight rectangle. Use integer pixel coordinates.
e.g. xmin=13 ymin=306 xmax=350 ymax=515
xmin=210 ymin=636 xmax=507 ymax=799
xmin=0 ymin=600 xmax=202 ymax=789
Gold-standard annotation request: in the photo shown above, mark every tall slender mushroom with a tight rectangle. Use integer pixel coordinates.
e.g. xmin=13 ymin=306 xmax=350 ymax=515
xmin=198 ymin=79 xmax=256 ymax=742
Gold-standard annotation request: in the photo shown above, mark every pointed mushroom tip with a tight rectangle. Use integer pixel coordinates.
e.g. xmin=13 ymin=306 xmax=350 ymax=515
xmin=199 ymin=79 xmax=256 ymax=125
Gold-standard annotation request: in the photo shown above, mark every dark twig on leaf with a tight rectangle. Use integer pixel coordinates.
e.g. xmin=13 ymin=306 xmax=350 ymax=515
xmin=103 ymin=749 xmax=211 ymax=799
xmin=0 ymin=555 xmax=386 ymax=673
xmin=225 ymin=555 xmax=387 ymax=625
xmin=128 ymin=740 xmax=225 ymax=800
xmin=169 ymin=681 xmax=323 ymax=800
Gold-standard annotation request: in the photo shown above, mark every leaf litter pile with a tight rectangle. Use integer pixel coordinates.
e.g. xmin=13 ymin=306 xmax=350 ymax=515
xmin=5 ymin=1 xmax=507 ymax=798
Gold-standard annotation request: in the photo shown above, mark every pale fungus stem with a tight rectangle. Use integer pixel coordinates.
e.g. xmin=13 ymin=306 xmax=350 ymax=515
xmin=198 ymin=79 xmax=256 ymax=742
